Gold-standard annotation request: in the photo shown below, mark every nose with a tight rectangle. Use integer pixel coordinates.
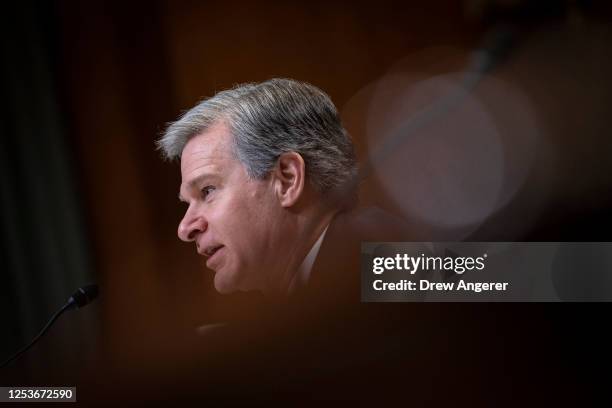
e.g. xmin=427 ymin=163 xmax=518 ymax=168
xmin=177 ymin=207 xmax=208 ymax=242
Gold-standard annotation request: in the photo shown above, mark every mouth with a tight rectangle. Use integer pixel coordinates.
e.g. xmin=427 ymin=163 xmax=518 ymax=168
xmin=202 ymin=244 xmax=223 ymax=257
xmin=200 ymin=245 xmax=224 ymax=268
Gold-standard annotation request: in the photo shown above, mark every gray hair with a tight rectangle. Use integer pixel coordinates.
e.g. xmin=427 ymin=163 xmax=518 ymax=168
xmin=157 ymin=78 xmax=357 ymax=194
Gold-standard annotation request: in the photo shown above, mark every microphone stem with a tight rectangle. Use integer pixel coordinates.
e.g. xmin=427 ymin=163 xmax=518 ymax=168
xmin=1 ymin=301 xmax=72 ymax=369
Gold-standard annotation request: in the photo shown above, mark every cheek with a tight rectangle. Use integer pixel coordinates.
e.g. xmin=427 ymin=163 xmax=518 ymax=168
xmin=215 ymin=192 xmax=264 ymax=247
xmin=234 ymin=204 xmax=276 ymax=259
xmin=214 ymin=180 xmax=277 ymax=250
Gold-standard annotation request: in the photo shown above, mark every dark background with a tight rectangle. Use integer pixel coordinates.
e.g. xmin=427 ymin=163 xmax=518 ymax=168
xmin=1 ymin=0 xmax=611 ymax=405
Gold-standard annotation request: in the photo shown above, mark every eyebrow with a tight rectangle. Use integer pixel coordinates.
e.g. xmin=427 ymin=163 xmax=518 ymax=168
xmin=178 ymin=173 xmax=216 ymax=202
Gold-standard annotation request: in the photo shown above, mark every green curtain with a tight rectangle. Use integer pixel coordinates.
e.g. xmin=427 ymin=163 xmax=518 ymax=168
xmin=0 ymin=1 xmax=96 ymax=373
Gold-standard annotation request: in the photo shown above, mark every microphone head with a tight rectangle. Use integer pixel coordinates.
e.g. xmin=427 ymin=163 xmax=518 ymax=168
xmin=68 ymin=284 xmax=99 ymax=309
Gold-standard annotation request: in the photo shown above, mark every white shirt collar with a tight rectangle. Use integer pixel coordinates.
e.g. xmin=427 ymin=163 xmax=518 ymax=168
xmin=288 ymin=224 xmax=329 ymax=294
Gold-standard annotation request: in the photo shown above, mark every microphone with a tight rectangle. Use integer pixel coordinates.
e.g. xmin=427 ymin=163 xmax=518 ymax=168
xmin=1 ymin=284 xmax=99 ymax=369
xmin=67 ymin=284 xmax=99 ymax=310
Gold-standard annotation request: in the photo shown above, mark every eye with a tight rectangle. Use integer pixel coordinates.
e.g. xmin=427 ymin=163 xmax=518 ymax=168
xmin=201 ymin=185 xmax=216 ymax=200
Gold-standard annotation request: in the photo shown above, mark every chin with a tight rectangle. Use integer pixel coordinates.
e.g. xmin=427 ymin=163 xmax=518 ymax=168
xmin=213 ymin=278 xmax=237 ymax=294
xmin=213 ymin=269 xmax=241 ymax=294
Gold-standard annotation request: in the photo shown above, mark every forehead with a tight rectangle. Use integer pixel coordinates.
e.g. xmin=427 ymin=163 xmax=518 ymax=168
xmin=180 ymin=121 xmax=235 ymax=177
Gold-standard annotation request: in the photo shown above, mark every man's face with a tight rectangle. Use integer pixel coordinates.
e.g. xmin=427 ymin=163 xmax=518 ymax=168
xmin=177 ymin=121 xmax=285 ymax=294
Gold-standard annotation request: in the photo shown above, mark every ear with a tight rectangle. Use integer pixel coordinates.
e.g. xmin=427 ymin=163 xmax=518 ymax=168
xmin=273 ymin=152 xmax=306 ymax=208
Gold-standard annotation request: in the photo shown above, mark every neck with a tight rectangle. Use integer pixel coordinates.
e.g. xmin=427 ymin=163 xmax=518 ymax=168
xmin=264 ymin=206 xmax=337 ymax=298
